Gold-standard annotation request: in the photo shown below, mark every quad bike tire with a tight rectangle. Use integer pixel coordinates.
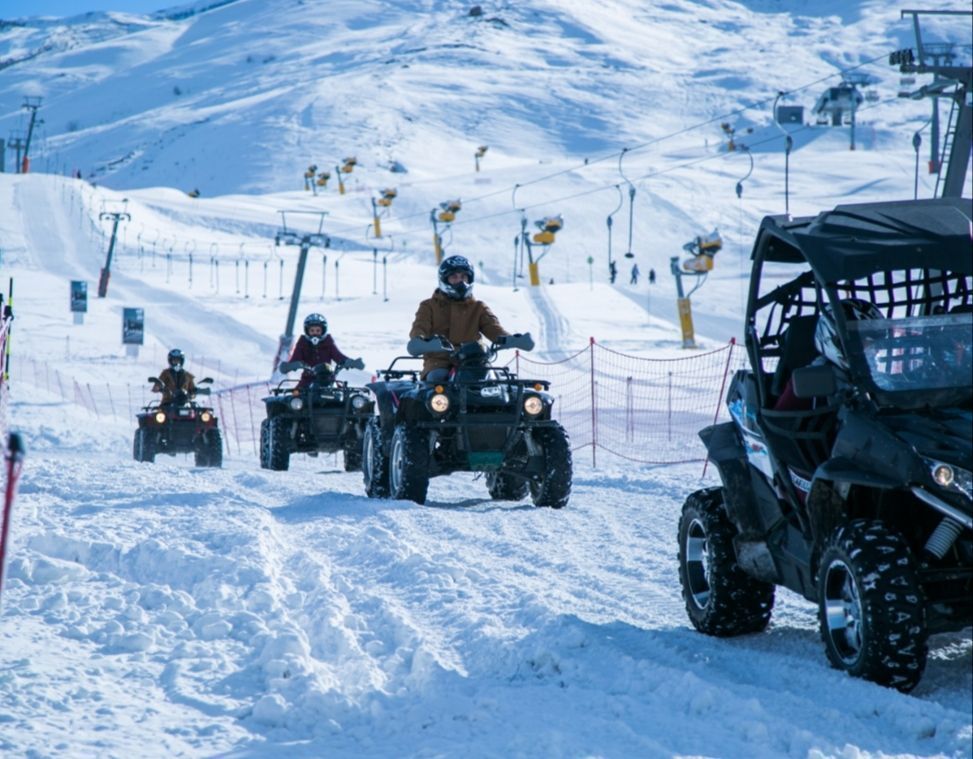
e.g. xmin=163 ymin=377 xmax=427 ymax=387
xmin=195 ymin=429 xmax=223 ymax=468
xmin=817 ymin=519 xmax=927 ymax=692
xmin=261 ymin=416 xmax=290 ymax=471
xmin=677 ymin=487 xmax=775 ymax=636
xmin=389 ymin=424 xmax=430 ymax=505
xmin=528 ymin=423 xmax=572 ymax=508
xmin=362 ymin=418 xmax=390 ymax=498
xmin=486 ymin=471 xmax=529 ymax=501
xmin=133 ymin=427 xmax=156 ymax=463
xmin=343 ymin=433 xmax=363 ymax=472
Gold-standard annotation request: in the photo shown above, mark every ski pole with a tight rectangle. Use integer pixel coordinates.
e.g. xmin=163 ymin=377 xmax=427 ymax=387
xmin=0 ymin=433 xmax=26 ymax=604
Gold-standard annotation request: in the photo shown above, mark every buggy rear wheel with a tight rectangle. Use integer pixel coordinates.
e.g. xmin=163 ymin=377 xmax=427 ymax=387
xmin=528 ymin=423 xmax=571 ymax=508
xmin=362 ymin=418 xmax=390 ymax=498
xmin=818 ymin=520 xmax=927 ymax=692
xmin=677 ymin=488 xmax=775 ymax=636
xmin=389 ymin=424 xmax=430 ymax=505
xmin=133 ymin=428 xmax=155 ymax=463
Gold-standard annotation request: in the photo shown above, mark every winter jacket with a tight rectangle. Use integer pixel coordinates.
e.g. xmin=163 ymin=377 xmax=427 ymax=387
xmin=153 ymin=368 xmax=197 ymax=404
xmin=289 ymin=334 xmax=349 ymax=388
xmin=409 ymin=289 xmax=509 ymax=377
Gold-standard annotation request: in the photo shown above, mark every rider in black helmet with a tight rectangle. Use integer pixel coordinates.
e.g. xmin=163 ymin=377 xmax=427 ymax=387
xmin=152 ymin=348 xmax=197 ymax=404
xmin=408 ymin=255 xmax=510 ymax=381
xmin=279 ymin=313 xmax=364 ymax=388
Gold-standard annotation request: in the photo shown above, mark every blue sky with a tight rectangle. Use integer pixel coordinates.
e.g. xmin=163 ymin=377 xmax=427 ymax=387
xmin=0 ymin=1 xmax=164 ymax=16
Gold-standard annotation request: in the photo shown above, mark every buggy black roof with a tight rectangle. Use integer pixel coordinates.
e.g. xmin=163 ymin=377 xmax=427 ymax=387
xmin=751 ymin=197 xmax=973 ymax=282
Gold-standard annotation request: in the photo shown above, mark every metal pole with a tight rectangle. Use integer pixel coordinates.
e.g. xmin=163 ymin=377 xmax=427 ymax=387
xmin=372 ymin=248 xmax=378 ymax=295
xmin=382 ymin=256 xmax=388 ymax=302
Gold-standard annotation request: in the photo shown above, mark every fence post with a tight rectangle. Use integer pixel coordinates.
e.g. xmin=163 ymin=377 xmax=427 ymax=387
xmin=702 ymin=338 xmax=737 ymax=477
xmin=87 ymin=383 xmax=100 ymax=418
xmin=106 ymin=383 xmax=116 ymax=419
xmin=626 ymin=376 xmax=633 ymax=442
xmin=245 ymin=384 xmax=258 ymax=455
xmin=589 ymin=337 xmax=596 ymax=468
xmin=667 ymin=371 xmax=673 ymax=443
xmin=217 ymin=393 xmax=234 ymax=455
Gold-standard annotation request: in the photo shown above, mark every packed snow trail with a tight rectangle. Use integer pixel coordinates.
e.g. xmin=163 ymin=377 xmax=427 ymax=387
xmin=1 ymin=388 xmax=970 ymax=757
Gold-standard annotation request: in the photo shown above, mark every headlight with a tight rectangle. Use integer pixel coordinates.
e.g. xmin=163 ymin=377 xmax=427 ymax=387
xmin=924 ymin=458 xmax=973 ymax=501
xmin=154 ymin=412 xmax=166 ymax=423
xmin=523 ymin=396 xmax=544 ymax=416
xmin=932 ymin=462 xmax=954 ymax=487
xmin=200 ymin=412 xmax=212 ymax=423
xmin=429 ymin=393 xmax=450 ymax=413
xmin=289 ymin=396 xmax=304 ymax=411
xmin=351 ymin=395 xmax=367 ymax=410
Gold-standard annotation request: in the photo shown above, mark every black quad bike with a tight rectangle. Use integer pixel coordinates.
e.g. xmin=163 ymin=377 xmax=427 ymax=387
xmin=362 ymin=333 xmax=572 ymax=507
xmin=133 ymin=378 xmax=223 ymax=467
xmin=678 ymin=197 xmax=972 ymax=692
xmin=259 ymin=361 xmax=373 ymax=472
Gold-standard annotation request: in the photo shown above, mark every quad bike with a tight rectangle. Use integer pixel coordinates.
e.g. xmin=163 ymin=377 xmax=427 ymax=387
xmin=133 ymin=378 xmax=222 ymax=467
xmin=362 ymin=333 xmax=572 ymax=507
xmin=678 ymin=197 xmax=972 ymax=692
xmin=259 ymin=360 xmax=373 ymax=472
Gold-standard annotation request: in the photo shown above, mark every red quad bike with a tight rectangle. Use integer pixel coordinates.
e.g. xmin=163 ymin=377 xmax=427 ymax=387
xmin=133 ymin=378 xmax=223 ymax=467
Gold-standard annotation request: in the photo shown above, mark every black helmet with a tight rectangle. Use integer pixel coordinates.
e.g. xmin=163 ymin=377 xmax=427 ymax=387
xmin=167 ymin=348 xmax=185 ymax=368
xmin=304 ymin=313 xmax=328 ymax=345
xmin=814 ymin=298 xmax=883 ymax=369
xmin=438 ymin=255 xmax=475 ymax=300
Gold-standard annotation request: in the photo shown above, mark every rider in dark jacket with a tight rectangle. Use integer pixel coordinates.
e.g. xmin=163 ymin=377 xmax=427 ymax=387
xmin=280 ymin=313 xmax=363 ymax=388
xmin=153 ymin=348 xmax=197 ymax=404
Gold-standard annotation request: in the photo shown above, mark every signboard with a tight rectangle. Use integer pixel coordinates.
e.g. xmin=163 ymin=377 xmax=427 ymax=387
xmin=70 ymin=280 xmax=87 ymax=313
xmin=122 ymin=307 xmax=144 ymax=345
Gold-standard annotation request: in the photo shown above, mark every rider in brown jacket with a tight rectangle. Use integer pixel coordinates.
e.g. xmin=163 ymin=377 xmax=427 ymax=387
xmin=409 ymin=255 xmax=509 ymax=380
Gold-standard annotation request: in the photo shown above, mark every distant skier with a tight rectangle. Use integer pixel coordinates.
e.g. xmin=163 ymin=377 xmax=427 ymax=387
xmin=649 ymin=267 xmax=656 ymax=285
xmin=609 ymin=260 xmax=618 ymax=284
xmin=630 ymin=263 xmax=640 ymax=285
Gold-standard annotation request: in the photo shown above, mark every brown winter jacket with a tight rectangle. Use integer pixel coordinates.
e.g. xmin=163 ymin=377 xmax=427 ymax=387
xmin=409 ymin=290 xmax=509 ymax=377
xmin=153 ymin=368 xmax=196 ymax=404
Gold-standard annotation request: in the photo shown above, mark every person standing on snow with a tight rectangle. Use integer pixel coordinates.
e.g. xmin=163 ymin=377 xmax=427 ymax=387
xmin=152 ymin=349 xmax=197 ymax=405
xmin=279 ymin=313 xmax=364 ymax=388
xmin=609 ymin=260 xmax=618 ymax=284
xmin=408 ymin=255 xmax=511 ymax=381
xmin=630 ymin=263 xmax=640 ymax=285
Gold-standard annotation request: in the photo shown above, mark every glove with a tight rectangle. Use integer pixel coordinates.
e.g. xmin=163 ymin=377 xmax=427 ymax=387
xmin=407 ymin=336 xmax=431 ymax=357
xmin=279 ymin=360 xmax=303 ymax=373
xmin=344 ymin=357 xmax=366 ymax=370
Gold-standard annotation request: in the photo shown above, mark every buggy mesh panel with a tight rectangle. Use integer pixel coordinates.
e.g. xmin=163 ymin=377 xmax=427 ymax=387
xmin=836 ymin=269 xmax=973 ymax=317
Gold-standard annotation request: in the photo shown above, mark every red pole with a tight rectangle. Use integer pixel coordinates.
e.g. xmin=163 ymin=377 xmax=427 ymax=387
xmin=589 ymin=336 xmax=596 ymax=468
xmin=0 ymin=433 xmax=26 ymax=601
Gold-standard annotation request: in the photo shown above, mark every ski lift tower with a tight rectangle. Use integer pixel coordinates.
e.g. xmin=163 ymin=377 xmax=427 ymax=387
xmin=271 ymin=210 xmax=330 ymax=379
xmin=892 ymin=9 xmax=973 ymax=197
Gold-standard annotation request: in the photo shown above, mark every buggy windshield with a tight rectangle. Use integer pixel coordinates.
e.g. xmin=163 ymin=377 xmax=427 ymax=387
xmin=847 ymin=312 xmax=972 ymax=396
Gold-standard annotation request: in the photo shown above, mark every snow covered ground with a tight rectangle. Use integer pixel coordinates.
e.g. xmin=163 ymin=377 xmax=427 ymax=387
xmin=0 ymin=0 xmax=970 ymax=756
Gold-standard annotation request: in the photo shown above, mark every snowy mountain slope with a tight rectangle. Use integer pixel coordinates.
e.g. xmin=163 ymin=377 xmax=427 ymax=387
xmin=0 ymin=0 xmax=971 ymax=756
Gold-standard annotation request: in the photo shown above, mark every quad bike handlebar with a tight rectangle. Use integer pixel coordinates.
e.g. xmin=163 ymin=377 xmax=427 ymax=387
xmin=406 ymin=332 xmax=534 ymax=358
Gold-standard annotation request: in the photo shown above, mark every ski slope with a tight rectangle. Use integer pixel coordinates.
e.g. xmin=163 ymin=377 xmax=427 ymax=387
xmin=0 ymin=0 xmax=971 ymax=756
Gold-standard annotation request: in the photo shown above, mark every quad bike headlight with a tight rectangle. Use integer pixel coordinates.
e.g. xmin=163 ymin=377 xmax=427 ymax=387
xmin=154 ymin=412 xmax=166 ymax=424
xmin=351 ymin=395 xmax=367 ymax=410
xmin=523 ymin=396 xmax=544 ymax=416
xmin=289 ymin=396 xmax=304 ymax=411
xmin=200 ymin=412 xmax=212 ymax=423
xmin=429 ymin=393 xmax=450 ymax=414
